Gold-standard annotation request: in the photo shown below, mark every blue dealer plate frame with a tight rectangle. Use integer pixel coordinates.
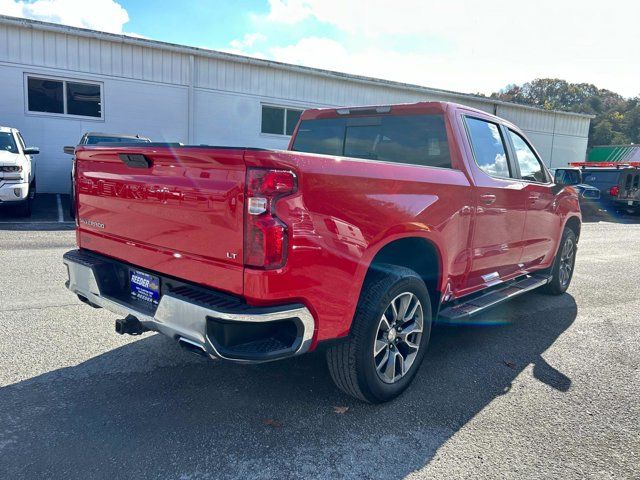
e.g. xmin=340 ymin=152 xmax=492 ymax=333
xmin=130 ymin=269 xmax=161 ymax=307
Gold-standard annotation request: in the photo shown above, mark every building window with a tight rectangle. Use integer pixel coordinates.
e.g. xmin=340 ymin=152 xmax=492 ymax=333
xmin=261 ymin=105 xmax=303 ymax=136
xmin=26 ymin=76 xmax=102 ymax=118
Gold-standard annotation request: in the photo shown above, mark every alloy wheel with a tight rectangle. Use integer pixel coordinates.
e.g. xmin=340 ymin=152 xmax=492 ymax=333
xmin=559 ymin=237 xmax=575 ymax=288
xmin=374 ymin=292 xmax=424 ymax=384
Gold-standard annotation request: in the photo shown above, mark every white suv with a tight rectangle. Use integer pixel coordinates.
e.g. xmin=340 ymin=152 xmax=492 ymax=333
xmin=0 ymin=126 xmax=38 ymax=216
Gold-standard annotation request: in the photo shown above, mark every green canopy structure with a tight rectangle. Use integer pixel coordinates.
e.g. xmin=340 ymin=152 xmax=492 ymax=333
xmin=588 ymin=145 xmax=640 ymax=163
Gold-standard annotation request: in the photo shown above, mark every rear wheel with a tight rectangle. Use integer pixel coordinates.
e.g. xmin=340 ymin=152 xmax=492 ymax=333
xmin=542 ymin=228 xmax=577 ymax=295
xmin=326 ymin=265 xmax=432 ymax=403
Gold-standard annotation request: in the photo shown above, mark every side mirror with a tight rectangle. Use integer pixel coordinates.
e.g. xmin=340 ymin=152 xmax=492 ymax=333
xmin=554 ymin=168 xmax=582 ymax=186
xmin=63 ymin=146 xmax=76 ymax=155
xmin=23 ymin=147 xmax=39 ymax=155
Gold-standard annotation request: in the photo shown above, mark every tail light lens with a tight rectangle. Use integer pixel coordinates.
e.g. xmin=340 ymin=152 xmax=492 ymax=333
xmin=244 ymin=169 xmax=296 ymax=269
xmin=609 ymin=185 xmax=619 ymax=197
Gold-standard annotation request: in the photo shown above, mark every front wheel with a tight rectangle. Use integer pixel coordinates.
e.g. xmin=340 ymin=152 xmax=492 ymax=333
xmin=542 ymin=228 xmax=577 ymax=295
xmin=16 ymin=182 xmax=34 ymax=217
xmin=326 ymin=265 xmax=432 ymax=403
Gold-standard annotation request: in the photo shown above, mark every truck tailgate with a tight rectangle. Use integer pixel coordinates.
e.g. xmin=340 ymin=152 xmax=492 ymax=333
xmin=74 ymin=146 xmax=247 ymax=295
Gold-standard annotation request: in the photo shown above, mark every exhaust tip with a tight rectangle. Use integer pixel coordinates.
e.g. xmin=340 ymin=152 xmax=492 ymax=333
xmin=178 ymin=337 xmax=208 ymax=357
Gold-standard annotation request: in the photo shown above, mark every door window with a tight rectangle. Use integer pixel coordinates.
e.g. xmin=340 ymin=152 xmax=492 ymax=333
xmin=465 ymin=117 xmax=511 ymax=178
xmin=508 ymin=130 xmax=548 ymax=183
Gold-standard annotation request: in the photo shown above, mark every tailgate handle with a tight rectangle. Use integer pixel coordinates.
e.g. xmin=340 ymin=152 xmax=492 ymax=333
xmin=118 ymin=153 xmax=152 ymax=169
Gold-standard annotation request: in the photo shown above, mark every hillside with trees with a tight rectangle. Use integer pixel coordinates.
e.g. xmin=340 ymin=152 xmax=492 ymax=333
xmin=489 ymin=79 xmax=640 ymax=147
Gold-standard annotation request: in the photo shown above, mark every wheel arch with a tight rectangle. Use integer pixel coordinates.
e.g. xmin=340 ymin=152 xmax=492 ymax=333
xmin=362 ymin=236 xmax=444 ymax=318
xmin=564 ymin=215 xmax=581 ymax=241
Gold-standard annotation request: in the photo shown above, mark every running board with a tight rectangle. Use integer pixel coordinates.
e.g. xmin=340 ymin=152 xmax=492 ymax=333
xmin=437 ymin=274 xmax=552 ymax=323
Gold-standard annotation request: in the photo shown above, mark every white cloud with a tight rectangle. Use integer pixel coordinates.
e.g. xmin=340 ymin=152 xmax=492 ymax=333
xmin=259 ymin=0 xmax=640 ymax=97
xmin=0 ymin=0 xmax=129 ymax=34
xmin=230 ymin=32 xmax=267 ymax=50
xmin=266 ymin=0 xmax=312 ymax=24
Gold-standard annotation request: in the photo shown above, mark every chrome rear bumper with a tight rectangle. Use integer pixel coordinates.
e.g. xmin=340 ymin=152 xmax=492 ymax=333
xmin=63 ymin=249 xmax=315 ymax=363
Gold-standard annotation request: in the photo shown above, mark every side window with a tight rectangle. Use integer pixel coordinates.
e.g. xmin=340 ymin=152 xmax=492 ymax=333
xmin=508 ymin=130 xmax=548 ymax=183
xmin=465 ymin=117 xmax=511 ymax=178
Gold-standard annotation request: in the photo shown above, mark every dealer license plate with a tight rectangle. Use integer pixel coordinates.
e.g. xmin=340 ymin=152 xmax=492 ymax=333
xmin=130 ymin=270 xmax=160 ymax=307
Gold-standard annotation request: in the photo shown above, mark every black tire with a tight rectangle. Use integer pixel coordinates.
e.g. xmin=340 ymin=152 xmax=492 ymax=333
xmin=326 ymin=264 xmax=432 ymax=403
xmin=542 ymin=228 xmax=577 ymax=295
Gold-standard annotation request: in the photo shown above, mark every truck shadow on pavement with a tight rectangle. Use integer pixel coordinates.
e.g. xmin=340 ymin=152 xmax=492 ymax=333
xmin=0 ymin=292 xmax=577 ymax=479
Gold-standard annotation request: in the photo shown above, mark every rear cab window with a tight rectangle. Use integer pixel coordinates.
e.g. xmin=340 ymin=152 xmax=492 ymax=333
xmin=85 ymin=136 xmax=150 ymax=145
xmin=291 ymin=114 xmax=452 ymax=169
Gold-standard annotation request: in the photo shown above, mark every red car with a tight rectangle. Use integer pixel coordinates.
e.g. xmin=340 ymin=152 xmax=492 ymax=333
xmin=64 ymin=102 xmax=581 ymax=402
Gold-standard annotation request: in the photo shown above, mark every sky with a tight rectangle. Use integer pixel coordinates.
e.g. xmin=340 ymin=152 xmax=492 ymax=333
xmin=0 ymin=0 xmax=638 ymax=98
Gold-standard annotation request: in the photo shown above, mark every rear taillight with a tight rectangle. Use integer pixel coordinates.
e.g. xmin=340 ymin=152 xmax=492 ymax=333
xmin=609 ymin=185 xmax=619 ymax=197
xmin=244 ymin=168 xmax=296 ymax=269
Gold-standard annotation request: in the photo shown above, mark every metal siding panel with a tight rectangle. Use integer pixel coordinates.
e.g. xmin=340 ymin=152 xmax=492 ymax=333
xmin=142 ymin=47 xmax=153 ymax=80
xmin=0 ymin=25 xmax=7 ymax=60
xmin=554 ymin=115 xmax=590 ymax=137
xmin=171 ymin=52 xmax=182 ymax=85
xmin=496 ymin=104 xmax=555 ymax=133
xmin=161 ymin=51 xmax=171 ymax=83
xmin=131 ymin=45 xmax=143 ymax=79
xmin=89 ymin=39 xmax=101 ymax=73
xmin=216 ymin=59 xmax=226 ymax=90
xmin=19 ymin=28 xmax=31 ymax=63
xmin=31 ymin=30 xmax=44 ymax=65
xmin=152 ymin=49 xmax=163 ymax=81
xmin=250 ymin=63 xmax=261 ymax=93
xmin=77 ymin=36 xmax=91 ymax=72
xmin=100 ymin=40 xmax=111 ymax=74
xmin=67 ymin=35 xmax=79 ymax=71
xmin=183 ymin=54 xmax=191 ymax=85
xmin=55 ymin=33 xmax=66 ymax=68
xmin=240 ymin=63 xmax=249 ymax=93
xmin=43 ymin=31 xmax=57 ymax=67
xmin=121 ymin=44 xmax=132 ymax=78
xmin=550 ymin=135 xmax=588 ymax=167
xmin=7 ymin=26 xmax=20 ymax=62
xmin=226 ymin=61 xmax=234 ymax=91
xmin=111 ymin=43 xmax=122 ymax=76
xmin=195 ymin=57 xmax=207 ymax=87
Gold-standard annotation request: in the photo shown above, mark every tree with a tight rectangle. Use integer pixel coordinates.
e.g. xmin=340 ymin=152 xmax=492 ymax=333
xmin=491 ymin=79 xmax=639 ymax=146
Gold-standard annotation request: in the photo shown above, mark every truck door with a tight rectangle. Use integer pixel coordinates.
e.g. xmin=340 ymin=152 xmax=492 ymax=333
xmin=505 ymin=129 xmax=561 ymax=267
xmin=462 ymin=116 xmax=528 ymax=291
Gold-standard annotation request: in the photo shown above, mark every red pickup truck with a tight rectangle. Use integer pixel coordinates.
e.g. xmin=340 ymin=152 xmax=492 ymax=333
xmin=64 ymin=101 xmax=582 ymax=403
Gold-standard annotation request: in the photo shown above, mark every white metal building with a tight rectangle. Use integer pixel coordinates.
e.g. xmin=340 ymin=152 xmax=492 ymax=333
xmin=0 ymin=15 xmax=593 ymax=194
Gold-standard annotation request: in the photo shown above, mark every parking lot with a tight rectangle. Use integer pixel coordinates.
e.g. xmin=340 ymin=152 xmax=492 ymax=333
xmin=0 ymin=194 xmax=74 ymax=228
xmin=0 ymin=209 xmax=638 ymax=479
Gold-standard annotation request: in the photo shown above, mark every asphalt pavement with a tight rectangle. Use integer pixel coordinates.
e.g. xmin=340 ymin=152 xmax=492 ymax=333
xmin=0 ymin=212 xmax=638 ymax=479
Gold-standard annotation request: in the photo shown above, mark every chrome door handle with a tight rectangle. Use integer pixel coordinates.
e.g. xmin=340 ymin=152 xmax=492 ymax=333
xmin=480 ymin=194 xmax=496 ymax=205
xmin=528 ymin=193 xmax=541 ymax=203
